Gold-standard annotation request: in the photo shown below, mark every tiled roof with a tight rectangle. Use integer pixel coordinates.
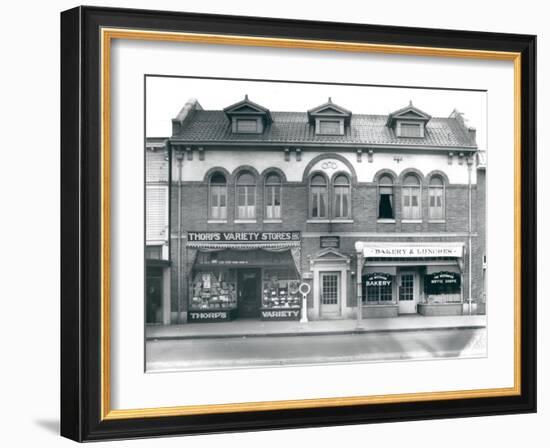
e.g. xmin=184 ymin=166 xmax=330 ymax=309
xmin=171 ymin=111 xmax=477 ymax=148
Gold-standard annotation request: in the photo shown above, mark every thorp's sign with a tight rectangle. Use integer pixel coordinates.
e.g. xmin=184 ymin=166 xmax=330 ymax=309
xmin=188 ymin=231 xmax=300 ymax=243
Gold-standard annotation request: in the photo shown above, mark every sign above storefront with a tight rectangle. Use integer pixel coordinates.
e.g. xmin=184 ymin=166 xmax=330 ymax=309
xmin=188 ymin=231 xmax=300 ymax=243
xmin=356 ymin=242 xmax=464 ymax=258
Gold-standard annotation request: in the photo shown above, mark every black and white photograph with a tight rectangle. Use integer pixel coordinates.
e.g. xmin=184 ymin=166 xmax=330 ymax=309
xmin=144 ymin=76 xmax=487 ymax=372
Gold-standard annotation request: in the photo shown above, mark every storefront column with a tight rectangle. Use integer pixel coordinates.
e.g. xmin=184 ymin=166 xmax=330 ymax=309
xmin=356 ymin=252 xmax=363 ymax=324
xmin=162 ymin=267 xmax=171 ymax=325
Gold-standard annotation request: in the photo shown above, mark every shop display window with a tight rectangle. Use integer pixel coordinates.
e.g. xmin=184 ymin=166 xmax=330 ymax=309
xmin=423 ymin=271 xmax=462 ymax=304
xmin=190 ymin=269 xmax=237 ymax=310
xmin=262 ymin=268 xmax=300 ymax=309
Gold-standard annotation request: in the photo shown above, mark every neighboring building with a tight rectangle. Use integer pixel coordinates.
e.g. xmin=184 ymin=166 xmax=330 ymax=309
xmin=146 ymin=95 xmax=486 ymax=324
xmin=145 ymin=137 xmax=171 ymax=324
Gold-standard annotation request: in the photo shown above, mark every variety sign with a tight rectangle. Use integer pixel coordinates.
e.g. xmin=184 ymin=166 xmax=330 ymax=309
xmin=188 ymin=231 xmax=300 ymax=243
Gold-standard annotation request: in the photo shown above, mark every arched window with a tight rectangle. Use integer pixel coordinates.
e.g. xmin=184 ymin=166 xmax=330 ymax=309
xmin=378 ymin=174 xmax=394 ymax=219
xmin=402 ymin=174 xmax=421 ymax=219
xmin=236 ymin=171 xmax=256 ymax=219
xmin=333 ymin=174 xmax=351 ymax=218
xmin=310 ymin=174 xmax=328 ymax=219
xmin=209 ymin=172 xmax=227 ymax=220
xmin=428 ymin=175 xmax=445 ymax=220
xmin=265 ymin=173 xmax=282 ymax=219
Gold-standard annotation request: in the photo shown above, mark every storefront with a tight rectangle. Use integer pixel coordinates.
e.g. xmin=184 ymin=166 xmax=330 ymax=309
xmin=186 ymin=231 xmax=302 ymax=322
xmin=355 ymin=242 xmax=465 ymax=318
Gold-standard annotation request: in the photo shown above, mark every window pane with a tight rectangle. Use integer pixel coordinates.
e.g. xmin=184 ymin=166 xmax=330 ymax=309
xmin=236 ymin=119 xmax=257 ymax=132
xmin=319 ymin=120 xmax=341 ymax=134
xmin=379 ymin=194 xmax=394 ymax=219
xmin=400 ymin=123 xmax=421 ymax=137
xmin=311 ymin=174 xmax=326 ymax=186
xmin=237 ymin=172 xmax=255 ymax=185
xmin=403 ymin=174 xmax=420 ymax=186
xmin=266 ymin=174 xmax=281 ymax=185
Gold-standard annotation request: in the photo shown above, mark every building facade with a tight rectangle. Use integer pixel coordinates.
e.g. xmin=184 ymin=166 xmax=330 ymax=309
xmin=146 ymin=96 xmax=486 ymax=324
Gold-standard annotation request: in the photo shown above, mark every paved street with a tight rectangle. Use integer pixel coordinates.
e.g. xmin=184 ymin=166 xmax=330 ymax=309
xmin=146 ymin=327 xmax=486 ymax=372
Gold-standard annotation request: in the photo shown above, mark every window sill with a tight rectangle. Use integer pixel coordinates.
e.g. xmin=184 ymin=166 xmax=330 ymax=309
xmin=377 ymin=219 xmax=396 ymax=224
xmin=330 ymin=219 xmax=354 ymax=223
xmin=307 ymin=219 xmax=330 ymax=224
xmin=263 ymin=219 xmax=283 ymax=223
xmin=402 ymin=219 xmax=423 ymax=223
xmin=207 ymin=219 xmax=227 ymax=224
xmin=234 ymin=219 xmax=257 ymax=224
xmin=428 ymin=219 xmax=446 ymax=224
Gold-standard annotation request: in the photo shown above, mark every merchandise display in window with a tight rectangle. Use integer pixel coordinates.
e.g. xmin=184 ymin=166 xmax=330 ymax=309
xmin=260 ymin=268 xmax=301 ymax=320
xmin=189 ymin=270 xmax=238 ymax=321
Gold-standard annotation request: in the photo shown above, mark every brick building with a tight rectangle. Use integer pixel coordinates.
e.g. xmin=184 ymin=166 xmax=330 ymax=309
xmin=145 ymin=96 xmax=486 ymax=324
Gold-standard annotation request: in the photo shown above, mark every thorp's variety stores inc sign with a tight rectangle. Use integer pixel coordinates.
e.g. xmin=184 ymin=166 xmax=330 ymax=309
xmin=188 ymin=231 xmax=300 ymax=243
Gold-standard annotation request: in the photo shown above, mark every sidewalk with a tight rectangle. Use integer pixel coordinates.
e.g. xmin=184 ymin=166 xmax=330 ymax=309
xmin=146 ymin=314 xmax=487 ymax=340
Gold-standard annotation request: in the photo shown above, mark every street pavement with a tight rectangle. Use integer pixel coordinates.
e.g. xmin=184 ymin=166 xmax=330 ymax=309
xmin=146 ymin=327 xmax=486 ymax=372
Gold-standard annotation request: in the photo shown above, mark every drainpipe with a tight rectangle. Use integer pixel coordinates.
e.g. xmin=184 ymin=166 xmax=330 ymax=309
xmin=176 ymin=149 xmax=184 ymax=324
xmin=467 ymin=156 xmax=473 ymax=315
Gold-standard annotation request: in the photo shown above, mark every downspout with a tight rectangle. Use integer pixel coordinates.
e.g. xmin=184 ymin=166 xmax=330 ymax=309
xmin=176 ymin=149 xmax=184 ymax=324
xmin=467 ymin=156 xmax=473 ymax=315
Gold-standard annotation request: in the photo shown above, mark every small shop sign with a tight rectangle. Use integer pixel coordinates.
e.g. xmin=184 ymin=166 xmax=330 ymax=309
xmin=260 ymin=307 xmax=301 ymax=321
xmin=424 ymin=271 xmax=461 ymax=294
xmin=320 ymin=236 xmax=340 ymax=248
xmin=188 ymin=309 xmax=237 ymax=322
xmin=364 ymin=272 xmax=392 ymax=287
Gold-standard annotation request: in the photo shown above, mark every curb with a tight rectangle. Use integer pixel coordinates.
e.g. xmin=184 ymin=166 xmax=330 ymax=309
xmin=146 ymin=325 xmax=486 ymax=341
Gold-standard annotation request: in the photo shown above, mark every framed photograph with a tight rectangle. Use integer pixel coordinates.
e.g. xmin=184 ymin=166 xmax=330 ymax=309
xmin=60 ymin=6 xmax=536 ymax=442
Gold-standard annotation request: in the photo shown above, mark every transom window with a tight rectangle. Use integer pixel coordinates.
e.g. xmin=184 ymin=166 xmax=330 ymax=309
xmin=236 ymin=172 xmax=256 ymax=219
xmin=209 ymin=172 xmax=227 ymax=220
xmin=265 ymin=173 xmax=282 ymax=219
xmin=429 ymin=175 xmax=445 ymax=220
xmin=402 ymin=174 xmax=421 ymax=220
xmin=310 ymin=174 xmax=328 ymax=218
xmin=333 ymin=174 xmax=351 ymax=218
xmin=378 ymin=174 xmax=394 ymax=219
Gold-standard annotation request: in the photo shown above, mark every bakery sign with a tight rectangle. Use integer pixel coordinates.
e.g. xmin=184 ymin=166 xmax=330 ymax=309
xmin=364 ymin=273 xmax=392 ymax=287
xmin=188 ymin=231 xmax=301 ymax=243
xmin=357 ymin=242 xmax=463 ymax=258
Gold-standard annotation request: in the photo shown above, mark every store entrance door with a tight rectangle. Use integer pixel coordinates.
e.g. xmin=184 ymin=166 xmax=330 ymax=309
xmin=237 ymin=269 xmax=261 ymax=318
xmin=398 ymin=271 xmax=418 ymax=314
xmin=320 ymin=272 xmax=341 ymax=318
xmin=146 ymin=268 xmax=163 ymax=324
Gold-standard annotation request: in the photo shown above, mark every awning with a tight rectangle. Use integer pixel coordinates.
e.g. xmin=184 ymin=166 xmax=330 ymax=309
xmin=355 ymin=242 xmax=464 ymax=258
xmin=187 ymin=241 xmax=300 ymax=250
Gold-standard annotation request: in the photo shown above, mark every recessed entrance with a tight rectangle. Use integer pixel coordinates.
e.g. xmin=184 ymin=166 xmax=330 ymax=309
xmin=237 ymin=268 xmax=261 ymax=318
xmin=320 ymin=272 xmax=340 ymax=317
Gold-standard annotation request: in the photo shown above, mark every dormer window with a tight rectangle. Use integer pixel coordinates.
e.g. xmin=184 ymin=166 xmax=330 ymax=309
xmin=318 ymin=119 xmax=343 ymax=135
xmin=223 ymin=95 xmax=272 ymax=135
xmin=398 ymin=122 xmax=423 ymax=138
xmin=308 ymin=98 xmax=351 ymax=137
xmin=387 ymin=101 xmax=431 ymax=139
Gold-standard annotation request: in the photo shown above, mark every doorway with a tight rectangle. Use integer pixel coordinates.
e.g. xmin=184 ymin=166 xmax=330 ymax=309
xmin=146 ymin=267 xmax=163 ymax=324
xmin=237 ymin=269 xmax=261 ymax=318
xmin=398 ymin=271 xmax=418 ymax=314
xmin=320 ymin=271 xmax=341 ymax=318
